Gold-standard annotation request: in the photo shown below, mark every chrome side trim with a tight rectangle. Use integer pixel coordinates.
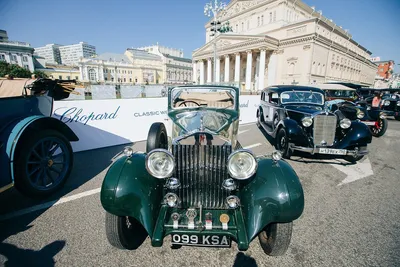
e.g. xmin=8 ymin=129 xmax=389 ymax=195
xmin=0 ymin=182 xmax=14 ymax=193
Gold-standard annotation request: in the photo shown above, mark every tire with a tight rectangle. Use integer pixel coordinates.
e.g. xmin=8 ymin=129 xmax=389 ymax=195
xmin=395 ymin=116 xmax=400 ymax=121
xmin=105 ymin=212 xmax=148 ymax=250
xmin=258 ymin=222 xmax=293 ymax=256
xmin=14 ymin=129 xmax=73 ymax=198
xmin=344 ymin=155 xmax=364 ymax=163
xmin=256 ymin=109 xmax=263 ymax=128
xmin=275 ymin=128 xmax=292 ymax=159
xmin=146 ymin=122 xmax=168 ymax=153
xmin=370 ymin=118 xmax=388 ymax=137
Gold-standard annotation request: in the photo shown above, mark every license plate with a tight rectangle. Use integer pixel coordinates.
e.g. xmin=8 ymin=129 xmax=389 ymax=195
xmin=319 ymin=148 xmax=347 ymax=155
xmin=363 ymin=121 xmax=376 ymax=126
xmin=171 ymin=234 xmax=231 ymax=247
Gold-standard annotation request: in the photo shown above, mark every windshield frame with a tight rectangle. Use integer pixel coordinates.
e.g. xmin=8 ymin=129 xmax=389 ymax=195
xmin=280 ymin=91 xmax=325 ymax=105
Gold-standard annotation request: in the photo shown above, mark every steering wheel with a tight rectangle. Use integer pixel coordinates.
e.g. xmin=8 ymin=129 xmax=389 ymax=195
xmin=179 ymin=100 xmax=201 ymax=107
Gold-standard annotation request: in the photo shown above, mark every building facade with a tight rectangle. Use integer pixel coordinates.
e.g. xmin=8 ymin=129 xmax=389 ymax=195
xmin=192 ymin=0 xmax=376 ymax=90
xmin=0 ymin=37 xmax=35 ymax=72
xmin=375 ymin=60 xmax=395 ymax=80
xmin=137 ymin=44 xmax=193 ymax=84
xmin=59 ymin=42 xmax=96 ymax=66
xmin=34 ymin=44 xmax=62 ymax=64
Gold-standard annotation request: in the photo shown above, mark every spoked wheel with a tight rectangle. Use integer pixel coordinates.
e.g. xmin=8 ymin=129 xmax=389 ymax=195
xmin=105 ymin=212 xmax=148 ymax=250
xmin=258 ymin=222 xmax=293 ymax=256
xmin=275 ymin=128 xmax=292 ymax=159
xmin=146 ymin=122 xmax=168 ymax=153
xmin=370 ymin=118 xmax=388 ymax=137
xmin=14 ymin=129 xmax=73 ymax=198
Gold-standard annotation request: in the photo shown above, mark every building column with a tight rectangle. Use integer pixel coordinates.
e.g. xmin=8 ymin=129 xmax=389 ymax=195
xmin=216 ymin=57 xmax=221 ymax=83
xmin=199 ymin=60 xmax=205 ymax=84
xmin=267 ymin=52 xmax=278 ymax=86
xmin=234 ymin=53 xmax=241 ymax=83
xmin=258 ymin=49 xmax=266 ymax=90
xmin=245 ymin=50 xmax=253 ymax=90
xmin=207 ymin=58 xmax=212 ymax=83
xmin=79 ymin=65 xmax=84 ymax=81
xmin=224 ymin=55 xmax=230 ymax=83
xmin=193 ymin=61 xmax=198 ymax=83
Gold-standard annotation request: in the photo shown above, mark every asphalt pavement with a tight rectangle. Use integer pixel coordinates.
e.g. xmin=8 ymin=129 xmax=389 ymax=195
xmin=1 ymin=120 xmax=400 ymax=267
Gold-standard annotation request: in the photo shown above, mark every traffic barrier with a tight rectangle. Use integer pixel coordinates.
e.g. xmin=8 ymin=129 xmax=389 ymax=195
xmin=53 ymin=96 xmax=260 ymax=152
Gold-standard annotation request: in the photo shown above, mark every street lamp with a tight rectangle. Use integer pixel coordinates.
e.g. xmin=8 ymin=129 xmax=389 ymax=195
xmin=204 ymin=0 xmax=227 ymax=83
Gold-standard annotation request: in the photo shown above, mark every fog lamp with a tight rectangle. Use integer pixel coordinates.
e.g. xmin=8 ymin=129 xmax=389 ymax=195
xmin=145 ymin=149 xmax=175 ymax=179
xmin=166 ymin=178 xmax=180 ymax=189
xmin=222 ymin=178 xmax=236 ymax=191
xmin=340 ymin=118 xmax=351 ymax=129
xmin=227 ymin=149 xmax=257 ymax=180
xmin=301 ymin=116 xmax=313 ymax=127
xmin=272 ymin=151 xmax=282 ymax=161
xmin=123 ymin=146 xmax=134 ymax=157
xmin=164 ymin=193 xmax=180 ymax=207
xmin=226 ymin=195 xmax=240 ymax=209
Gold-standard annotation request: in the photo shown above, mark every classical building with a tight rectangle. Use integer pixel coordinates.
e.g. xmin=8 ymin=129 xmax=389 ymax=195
xmin=192 ymin=0 xmax=377 ymax=90
xmin=77 ymin=44 xmax=193 ymax=84
xmin=0 ymin=30 xmax=35 ymax=72
xmin=136 ymin=44 xmax=192 ymax=84
xmin=34 ymin=44 xmax=62 ymax=64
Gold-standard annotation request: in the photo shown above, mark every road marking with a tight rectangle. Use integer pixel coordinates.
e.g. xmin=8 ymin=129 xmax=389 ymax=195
xmin=238 ymin=129 xmax=250 ymax=135
xmin=334 ymin=157 xmax=374 ymax=186
xmin=0 ymin=188 xmax=101 ymax=222
xmin=243 ymin=143 xmax=262 ymax=149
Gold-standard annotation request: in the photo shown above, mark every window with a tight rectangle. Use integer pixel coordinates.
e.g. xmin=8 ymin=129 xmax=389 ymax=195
xmin=258 ymin=17 xmax=260 ymax=26
xmin=12 ymin=55 xmax=17 ymax=61
xmin=59 ymin=75 xmax=62 ymax=79
xmin=23 ymin=56 xmax=28 ymax=62
xmin=124 ymin=78 xmax=126 ymax=82
xmin=67 ymin=76 xmax=71 ymax=80
xmin=130 ymin=78 xmax=132 ymax=82
xmin=0 ymin=54 xmax=5 ymax=61
xmin=24 ymin=65 xmax=29 ymax=70
xmin=261 ymin=15 xmax=264 ymax=25
xmin=105 ymin=77 xmax=108 ymax=81
xmin=75 ymin=76 xmax=78 ymax=80
xmin=270 ymin=12 xmax=272 ymax=23
xmin=88 ymin=69 xmax=97 ymax=81
xmin=273 ymin=11 xmax=276 ymax=21
xmin=236 ymin=24 xmax=238 ymax=32
xmin=242 ymin=22 xmax=244 ymax=31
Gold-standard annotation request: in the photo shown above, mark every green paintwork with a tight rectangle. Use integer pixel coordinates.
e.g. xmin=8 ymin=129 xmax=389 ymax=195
xmin=100 ymin=153 xmax=164 ymax=236
xmin=100 ymin=152 xmax=304 ymax=248
xmin=239 ymin=157 xmax=304 ymax=241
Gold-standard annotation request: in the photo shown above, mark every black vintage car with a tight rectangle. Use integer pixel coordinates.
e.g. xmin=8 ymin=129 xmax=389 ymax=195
xmin=359 ymin=89 xmax=400 ymax=121
xmin=256 ymin=85 xmax=372 ymax=162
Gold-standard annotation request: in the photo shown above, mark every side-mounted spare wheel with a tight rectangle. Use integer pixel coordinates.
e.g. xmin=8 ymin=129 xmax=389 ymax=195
xmin=146 ymin=122 xmax=168 ymax=153
xmin=105 ymin=212 xmax=148 ymax=250
xmin=258 ymin=222 xmax=293 ymax=256
xmin=14 ymin=129 xmax=73 ymax=198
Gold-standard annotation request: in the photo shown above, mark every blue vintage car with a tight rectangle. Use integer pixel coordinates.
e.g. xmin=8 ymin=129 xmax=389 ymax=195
xmin=0 ymin=77 xmax=79 ymax=197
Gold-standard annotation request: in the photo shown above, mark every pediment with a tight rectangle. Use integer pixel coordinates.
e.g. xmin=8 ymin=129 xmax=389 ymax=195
xmin=217 ymin=0 xmax=267 ymax=21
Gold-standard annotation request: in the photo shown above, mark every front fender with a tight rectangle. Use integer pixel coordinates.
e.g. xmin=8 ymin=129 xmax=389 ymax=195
xmin=100 ymin=153 xmax=164 ymax=237
xmin=239 ymin=158 xmax=304 ymax=241
xmin=279 ymin=118 xmax=309 ymax=145
xmin=336 ymin=121 xmax=372 ymax=149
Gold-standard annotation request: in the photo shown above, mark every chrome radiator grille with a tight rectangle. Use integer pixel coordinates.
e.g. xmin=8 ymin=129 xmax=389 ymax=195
xmin=171 ymin=144 xmax=232 ymax=209
xmin=313 ymin=115 xmax=337 ymax=146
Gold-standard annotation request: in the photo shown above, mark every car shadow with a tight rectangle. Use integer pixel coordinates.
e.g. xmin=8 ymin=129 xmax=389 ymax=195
xmin=232 ymin=252 xmax=258 ymax=267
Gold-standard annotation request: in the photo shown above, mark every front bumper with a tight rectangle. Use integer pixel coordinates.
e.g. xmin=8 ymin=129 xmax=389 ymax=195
xmin=291 ymin=145 xmax=369 ymax=157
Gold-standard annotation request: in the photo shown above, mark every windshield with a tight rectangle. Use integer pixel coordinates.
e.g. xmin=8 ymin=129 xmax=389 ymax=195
xmin=325 ymin=89 xmax=356 ymax=98
xmin=171 ymin=87 xmax=235 ymax=110
xmin=174 ymin=110 xmax=231 ymax=134
xmin=281 ymin=91 xmax=324 ymax=105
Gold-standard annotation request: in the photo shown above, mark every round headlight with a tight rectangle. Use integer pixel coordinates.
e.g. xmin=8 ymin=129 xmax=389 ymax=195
xmin=301 ymin=116 xmax=313 ymax=127
xmin=227 ymin=150 xmax=257 ymax=180
xmin=384 ymin=100 xmax=390 ymax=106
xmin=356 ymin=110 xmax=365 ymax=119
xmin=340 ymin=118 xmax=351 ymax=129
xmin=397 ymin=101 xmax=400 ymax=106
xmin=145 ymin=149 xmax=175 ymax=179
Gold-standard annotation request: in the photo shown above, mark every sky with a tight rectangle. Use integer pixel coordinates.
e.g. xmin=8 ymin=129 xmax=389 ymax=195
xmin=0 ymin=0 xmax=399 ymax=69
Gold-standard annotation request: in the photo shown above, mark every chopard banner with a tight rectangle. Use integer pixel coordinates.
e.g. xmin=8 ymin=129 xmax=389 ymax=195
xmin=53 ymin=96 xmax=260 ymax=152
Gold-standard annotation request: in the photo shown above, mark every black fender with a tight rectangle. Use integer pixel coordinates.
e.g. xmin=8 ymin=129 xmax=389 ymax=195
xmin=239 ymin=158 xmax=304 ymax=241
xmin=100 ymin=153 xmax=164 ymax=237
xmin=276 ymin=118 xmax=308 ymax=145
xmin=336 ymin=121 xmax=372 ymax=149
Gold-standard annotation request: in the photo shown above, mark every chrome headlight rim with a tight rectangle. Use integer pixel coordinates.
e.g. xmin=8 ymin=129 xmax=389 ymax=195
xmin=356 ymin=109 xmax=365 ymax=119
xmin=383 ymin=100 xmax=390 ymax=106
xmin=145 ymin=148 xmax=175 ymax=179
xmin=301 ymin=116 xmax=313 ymax=127
xmin=340 ymin=118 xmax=351 ymax=129
xmin=227 ymin=149 xmax=258 ymax=180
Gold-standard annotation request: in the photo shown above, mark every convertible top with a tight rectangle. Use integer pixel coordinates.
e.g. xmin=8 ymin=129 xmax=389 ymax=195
xmin=0 ymin=78 xmax=36 ymax=98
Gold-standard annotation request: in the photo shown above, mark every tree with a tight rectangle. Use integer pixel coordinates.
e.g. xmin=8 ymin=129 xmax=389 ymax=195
xmin=0 ymin=61 xmax=32 ymax=78
xmin=33 ymin=70 xmax=48 ymax=78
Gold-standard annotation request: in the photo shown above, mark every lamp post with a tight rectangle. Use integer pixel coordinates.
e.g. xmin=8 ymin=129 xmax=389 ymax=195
xmin=204 ymin=0 xmax=227 ymax=83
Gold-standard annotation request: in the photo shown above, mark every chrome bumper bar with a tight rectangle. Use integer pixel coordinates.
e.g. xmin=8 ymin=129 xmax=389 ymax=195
xmin=290 ymin=145 xmax=369 ymax=156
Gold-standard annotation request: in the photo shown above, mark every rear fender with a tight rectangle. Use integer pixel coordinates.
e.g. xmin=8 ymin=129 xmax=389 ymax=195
xmin=336 ymin=121 xmax=372 ymax=148
xmin=239 ymin=158 xmax=304 ymax=241
xmin=100 ymin=153 xmax=164 ymax=237
xmin=5 ymin=116 xmax=79 ymax=182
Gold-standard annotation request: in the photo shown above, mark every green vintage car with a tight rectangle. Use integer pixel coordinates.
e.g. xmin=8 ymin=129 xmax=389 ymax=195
xmin=100 ymin=85 xmax=304 ymax=256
